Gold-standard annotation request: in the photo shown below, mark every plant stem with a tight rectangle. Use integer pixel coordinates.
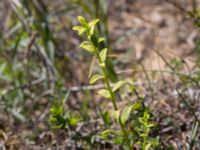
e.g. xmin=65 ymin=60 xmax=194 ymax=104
xmin=94 ymin=47 xmax=132 ymax=149
xmin=94 ymin=47 xmax=118 ymax=110
xmin=142 ymin=136 xmax=147 ymax=150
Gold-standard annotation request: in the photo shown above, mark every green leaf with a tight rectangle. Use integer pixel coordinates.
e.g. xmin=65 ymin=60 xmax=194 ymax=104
xmin=121 ymin=104 xmax=134 ymax=124
xmin=100 ymin=62 xmax=105 ymax=68
xmin=99 ymin=48 xmax=107 ymax=62
xmin=112 ymin=110 xmax=120 ymax=123
xmin=147 ymin=123 xmax=154 ymax=128
xmin=89 ymin=18 xmax=99 ymax=28
xmin=72 ymin=26 xmax=86 ymax=35
xmin=101 ymin=111 xmax=110 ymax=126
xmin=68 ymin=114 xmax=81 ymax=127
xmin=129 ymin=84 xmax=135 ymax=91
xmin=101 ymin=129 xmax=121 ymax=137
xmin=132 ymin=102 xmax=142 ymax=110
xmin=166 ymin=146 xmax=175 ymax=150
xmin=145 ymin=143 xmax=151 ymax=150
xmin=80 ymin=41 xmax=95 ymax=53
xmin=113 ymin=137 xmax=124 ymax=145
xmin=112 ymin=80 xmax=129 ymax=92
xmin=12 ymin=110 xmax=26 ymax=122
xmin=90 ymin=74 xmax=104 ymax=84
xmin=90 ymin=35 xmax=98 ymax=46
xmin=77 ymin=16 xmax=88 ymax=27
xmin=89 ymin=26 xmax=95 ymax=35
xmin=97 ymin=89 xmax=111 ymax=99
xmin=98 ymin=37 xmax=105 ymax=43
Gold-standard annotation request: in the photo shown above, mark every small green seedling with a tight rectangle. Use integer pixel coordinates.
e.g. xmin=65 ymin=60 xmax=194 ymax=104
xmin=49 ymin=103 xmax=81 ymax=129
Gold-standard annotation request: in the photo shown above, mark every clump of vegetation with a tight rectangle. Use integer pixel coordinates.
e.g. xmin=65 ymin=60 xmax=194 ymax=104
xmin=72 ymin=16 xmax=159 ymax=150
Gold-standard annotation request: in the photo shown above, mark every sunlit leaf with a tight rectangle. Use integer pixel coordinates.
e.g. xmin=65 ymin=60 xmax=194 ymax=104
xmin=98 ymin=37 xmax=105 ymax=43
xmin=77 ymin=16 xmax=88 ymax=27
xmin=97 ymin=89 xmax=111 ymax=99
xmin=89 ymin=18 xmax=99 ymax=28
xmin=112 ymin=80 xmax=129 ymax=92
xmin=68 ymin=114 xmax=81 ymax=127
xmin=145 ymin=143 xmax=151 ymax=150
xmin=72 ymin=26 xmax=86 ymax=35
xmin=90 ymin=74 xmax=104 ymax=84
xmin=90 ymin=26 xmax=95 ymax=35
xmin=80 ymin=41 xmax=95 ymax=53
xmin=100 ymin=62 xmax=105 ymax=68
xmin=121 ymin=104 xmax=134 ymax=124
xmin=99 ymin=48 xmax=107 ymax=62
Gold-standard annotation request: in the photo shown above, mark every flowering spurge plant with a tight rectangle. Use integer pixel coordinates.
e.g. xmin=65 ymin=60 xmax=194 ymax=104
xmin=73 ymin=16 xmax=159 ymax=150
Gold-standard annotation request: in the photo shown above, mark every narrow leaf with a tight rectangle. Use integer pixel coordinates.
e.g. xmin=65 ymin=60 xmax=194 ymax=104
xmin=97 ymin=89 xmax=111 ymax=99
xmin=90 ymin=74 xmax=104 ymax=84
xmin=112 ymin=80 xmax=128 ymax=92
xmin=99 ymin=48 xmax=107 ymax=62
xmin=101 ymin=129 xmax=121 ymax=137
xmin=89 ymin=18 xmax=99 ymax=28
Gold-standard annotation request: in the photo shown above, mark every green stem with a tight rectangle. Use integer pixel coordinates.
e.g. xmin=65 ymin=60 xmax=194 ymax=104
xmin=102 ymin=67 xmax=118 ymax=110
xmin=142 ymin=136 xmax=147 ymax=150
xmin=94 ymin=47 xmax=131 ymax=149
xmin=94 ymin=47 xmax=118 ymax=110
xmin=87 ymin=29 xmax=130 ymax=148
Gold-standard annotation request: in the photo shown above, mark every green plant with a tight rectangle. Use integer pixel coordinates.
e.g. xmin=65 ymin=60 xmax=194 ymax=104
xmin=70 ymin=0 xmax=109 ymax=46
xmin=49 ymin=102 xmax=81 ymax=129
xmin=133 ymin=108 xmax=159 ymax=150
xmin=73 ymin=16 xmax=159 ymax=150
xmin=71 ymin=0 xmax=117 ymax=82
xmin=49 ymin=104 xmax=66 ymax=129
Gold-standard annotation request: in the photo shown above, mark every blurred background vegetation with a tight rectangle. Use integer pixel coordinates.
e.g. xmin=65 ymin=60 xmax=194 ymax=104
xmin=0 ymin=0 xmax=200 ymax=149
